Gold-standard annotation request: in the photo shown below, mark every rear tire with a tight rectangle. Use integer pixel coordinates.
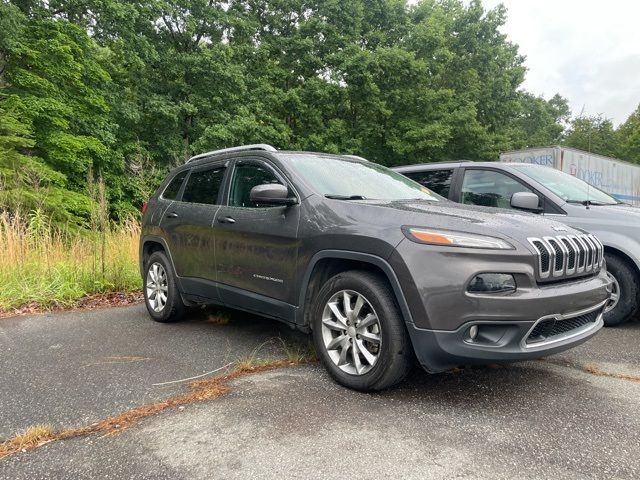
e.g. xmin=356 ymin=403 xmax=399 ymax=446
xmin=311 ymin=270 xmax=412 ymax=391
xmin=143 ymin=251 xmax=185 ymax=323
xmin=603 ymin=253 xmax=638 ymax=326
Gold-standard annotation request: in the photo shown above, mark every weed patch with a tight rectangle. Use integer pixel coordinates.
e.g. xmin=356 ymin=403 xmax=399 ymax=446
xmin=0 ymin=213 xmax=140 ymax=311
xmin=0 ymin=355 xmax=314 ymax=460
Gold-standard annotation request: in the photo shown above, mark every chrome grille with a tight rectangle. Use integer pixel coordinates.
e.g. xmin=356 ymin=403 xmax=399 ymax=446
xmin=528 ymin=234 xmax=603 ymax=280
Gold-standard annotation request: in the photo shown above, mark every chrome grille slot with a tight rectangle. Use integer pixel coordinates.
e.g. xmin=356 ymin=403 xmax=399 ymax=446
xmin=581 ymin=234 xmax=596 ymax=272
xmin=529 ymin=233 xmax=603 ymax=281
xmin=559 ymin=236 xmax=577 ymax=274
xmin=588 ymin=234 xmax=604 ymax=268
xmin=570 ymin=235 xmax=587 ymax=272
xmin=544 ymin=236 xmax=566 ymax=277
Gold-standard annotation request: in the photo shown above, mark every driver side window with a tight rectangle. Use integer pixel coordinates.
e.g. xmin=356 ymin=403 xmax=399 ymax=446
xmin=461 ymin=169 xmax=532 ymax=209
xmin=229 ymin=162 xmax=283 ymax=208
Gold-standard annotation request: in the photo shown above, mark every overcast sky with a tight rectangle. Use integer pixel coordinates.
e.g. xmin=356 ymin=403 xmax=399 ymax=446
xmin=480 ymin=0 xmax=640 ymax=125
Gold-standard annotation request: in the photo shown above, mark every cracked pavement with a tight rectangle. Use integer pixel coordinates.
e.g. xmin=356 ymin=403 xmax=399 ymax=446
xmin=1 ymin=305 xmax=639 ymax=479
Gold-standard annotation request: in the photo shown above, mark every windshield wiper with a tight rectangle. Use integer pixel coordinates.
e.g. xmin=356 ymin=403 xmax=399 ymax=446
xmin=324 ymin=194 xmax=368 ymax=200
xmin=566 ymin=200 xmax=617 ymax=206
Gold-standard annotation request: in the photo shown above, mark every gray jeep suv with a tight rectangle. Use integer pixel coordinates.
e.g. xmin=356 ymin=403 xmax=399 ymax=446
xmin=394 ymin=161 xmax=640 ymax=326
xmin=140 ymin=145 xmax=611 ymax=390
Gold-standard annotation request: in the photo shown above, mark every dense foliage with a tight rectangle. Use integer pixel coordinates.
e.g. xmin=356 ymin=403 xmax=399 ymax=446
xmin=1 ymin=0 xmax=638 ymax=226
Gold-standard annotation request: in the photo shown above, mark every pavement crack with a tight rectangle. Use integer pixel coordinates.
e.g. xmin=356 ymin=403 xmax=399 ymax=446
xmin=81 ymin=356 xmax=151 ymax=368
xmin=0 ymin=358 xmax=312 ymax=460
xmin=543 ymin=358 xmax=640 ymax=383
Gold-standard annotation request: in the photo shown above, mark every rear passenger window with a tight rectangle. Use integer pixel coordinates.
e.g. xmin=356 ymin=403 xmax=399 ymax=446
xmin=182 ymin=166 xmax=226 ymax=205
xmin=162 ymin=171 xmax=187 ymax=200
xmin=405 ymin=170 xmax=453 ymax=198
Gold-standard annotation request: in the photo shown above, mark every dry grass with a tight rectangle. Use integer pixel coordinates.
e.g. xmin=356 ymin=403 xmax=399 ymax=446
xmin=542 ymin=358 xmax=640 ymax=383
xmin=1 ymin=425 xmax=56 ymax=456
xmin=0 ymin=355 xmax=313 ymax=460
xmin=582 ymin=364 xmax=640 ymax=383
xmin=0 ymin=212 xmax=140 ymax=310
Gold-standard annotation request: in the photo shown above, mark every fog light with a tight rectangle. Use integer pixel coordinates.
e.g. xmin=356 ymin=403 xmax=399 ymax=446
xmin=468 ymin=325 xmax=478 ymax=340
xmin=468 ymin=273 xmax=516 ymax=294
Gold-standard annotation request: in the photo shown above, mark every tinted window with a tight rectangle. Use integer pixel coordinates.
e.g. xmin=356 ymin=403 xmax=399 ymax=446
xmin=162 ymin=171 xmax=187 ymax=200
xmin=229 ymin=163 xmax=283 ymax=208
xmin=405 ymin=170 xmax=453 ymax=197
xmin=461 ymin=169 xmax=532 ymax=209
xmin=182 ymin=166 xmax=226 ymax=205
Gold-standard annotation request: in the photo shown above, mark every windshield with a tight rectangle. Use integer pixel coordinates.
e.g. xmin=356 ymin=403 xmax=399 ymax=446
xmin=511 ymin=165 xmax=619 ymax=205
xmin=284 ymin=154 xmax=442 ymax=202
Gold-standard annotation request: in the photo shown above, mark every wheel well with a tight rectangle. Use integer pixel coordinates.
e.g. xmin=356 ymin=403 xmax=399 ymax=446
xmin=603 ymin=246 xmax=640 ymax=279
xmin=142 ymin=241 xmax=165 ymax=266
xmin=302 ymin=258 xmax=395 ymax=328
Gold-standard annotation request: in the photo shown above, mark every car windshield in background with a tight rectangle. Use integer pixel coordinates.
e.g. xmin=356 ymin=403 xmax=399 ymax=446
xmin=511 ymin=165 xmax=620 ymax=205
xmin=284 ymin=154 xmax=441 ymax=202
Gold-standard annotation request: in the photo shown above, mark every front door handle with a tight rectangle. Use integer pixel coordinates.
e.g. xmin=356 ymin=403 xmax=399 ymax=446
xmin=218 ymin=216 xmax=236 ymax=224
xmin=166 ymin=212 xmax=179 ymax=218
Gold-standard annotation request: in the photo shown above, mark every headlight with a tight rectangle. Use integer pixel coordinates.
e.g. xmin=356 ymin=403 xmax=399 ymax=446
xmin=402 ymin=227 xmax=514 ymax=250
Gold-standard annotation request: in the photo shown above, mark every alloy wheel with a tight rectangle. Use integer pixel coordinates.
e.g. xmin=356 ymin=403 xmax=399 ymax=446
xmin=146 ymin=262 xmax=168 ymax=312
xmin=604 ymin=272 xmax=620 ymax=314
xmin=321 ymin=290 xmax=382 ymax=375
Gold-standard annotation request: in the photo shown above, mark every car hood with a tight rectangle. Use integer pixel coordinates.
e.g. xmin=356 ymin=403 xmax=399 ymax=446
xmin=349 ymin=199 xmax=583 ymax=247
xmin=560 ymin=202 xmax=640 ymax=238
xmin=572 ymin=203 xmax=640 ymax=220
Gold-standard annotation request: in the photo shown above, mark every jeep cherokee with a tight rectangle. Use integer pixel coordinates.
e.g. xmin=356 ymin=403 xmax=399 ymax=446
xmin=140 ymin=145 xmax=611 ymax=391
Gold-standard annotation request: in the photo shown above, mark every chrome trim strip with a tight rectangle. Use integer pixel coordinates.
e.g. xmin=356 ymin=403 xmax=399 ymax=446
xmin=520 ymin=300 xmax=607 ymax=350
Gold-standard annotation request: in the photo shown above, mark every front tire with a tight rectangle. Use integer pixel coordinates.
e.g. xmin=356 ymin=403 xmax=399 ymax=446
xmin=143 ymin=251 xmax=185 ymax=323
xmin=311 ymin=270 xmax=412 ymax=391
xmin=603 ymin=253 xmax=639 ymax=326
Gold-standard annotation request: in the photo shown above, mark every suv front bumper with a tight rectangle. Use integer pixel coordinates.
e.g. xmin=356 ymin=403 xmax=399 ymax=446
xmin=408 ymin=300 xmax=606 ymax=373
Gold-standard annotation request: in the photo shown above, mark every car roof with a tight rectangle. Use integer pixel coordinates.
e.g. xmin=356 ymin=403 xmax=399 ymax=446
xmin=393 ymin=161 xmax=530 ymax=172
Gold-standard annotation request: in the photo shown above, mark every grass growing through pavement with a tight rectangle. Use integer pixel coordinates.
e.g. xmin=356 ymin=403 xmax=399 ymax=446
xmin=1 ymin=425 xmax=56 ymax=455
xmin=0 ymin=352 xmax=315 ymax=459
xmin=0 ymin=211 xmax=140 ymax=311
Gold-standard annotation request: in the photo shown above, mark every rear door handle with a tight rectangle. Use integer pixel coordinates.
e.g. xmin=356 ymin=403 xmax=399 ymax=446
xmin=218 ymin=216 xmax=236 ymax=224
xmin=166 ymin=212 xmax=179 ymax=218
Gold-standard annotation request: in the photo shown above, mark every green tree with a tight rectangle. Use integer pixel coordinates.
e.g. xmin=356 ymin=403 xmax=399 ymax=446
xmin=1 ymin=0 xmax=578 ymax=224
xmin=563 ymin=115 xmax=618 ymax=157
xmin=616 ymin=105 xmax=640 ymax=163
xmin=1 ymin=1 xmax=117 ymax=224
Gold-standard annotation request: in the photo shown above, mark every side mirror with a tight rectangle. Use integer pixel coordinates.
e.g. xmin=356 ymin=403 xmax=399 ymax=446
xmin=511 ymin=192 xmax=541 ymax=212
xmin=249 ymin=183 xmax=297 ymax=206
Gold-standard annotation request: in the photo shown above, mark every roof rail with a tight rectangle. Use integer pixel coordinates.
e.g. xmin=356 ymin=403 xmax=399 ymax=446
xmin=187 ymin=144 xmax=277 ymax=163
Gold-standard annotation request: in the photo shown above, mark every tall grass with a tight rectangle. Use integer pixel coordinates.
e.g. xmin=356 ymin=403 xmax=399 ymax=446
xmin=0 ymin=211 xmax=140 ymax=310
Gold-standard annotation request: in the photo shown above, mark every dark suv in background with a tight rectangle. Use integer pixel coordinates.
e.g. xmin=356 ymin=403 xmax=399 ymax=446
xmin=394 ymin=161 xmax=640 ymax=326
xmin=140 ymin=145 xmax=611 ymax=390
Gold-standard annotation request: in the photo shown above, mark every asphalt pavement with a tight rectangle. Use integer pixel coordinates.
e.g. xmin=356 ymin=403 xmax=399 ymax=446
xmin=1 ymin=304 xmax=639 ymax=479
